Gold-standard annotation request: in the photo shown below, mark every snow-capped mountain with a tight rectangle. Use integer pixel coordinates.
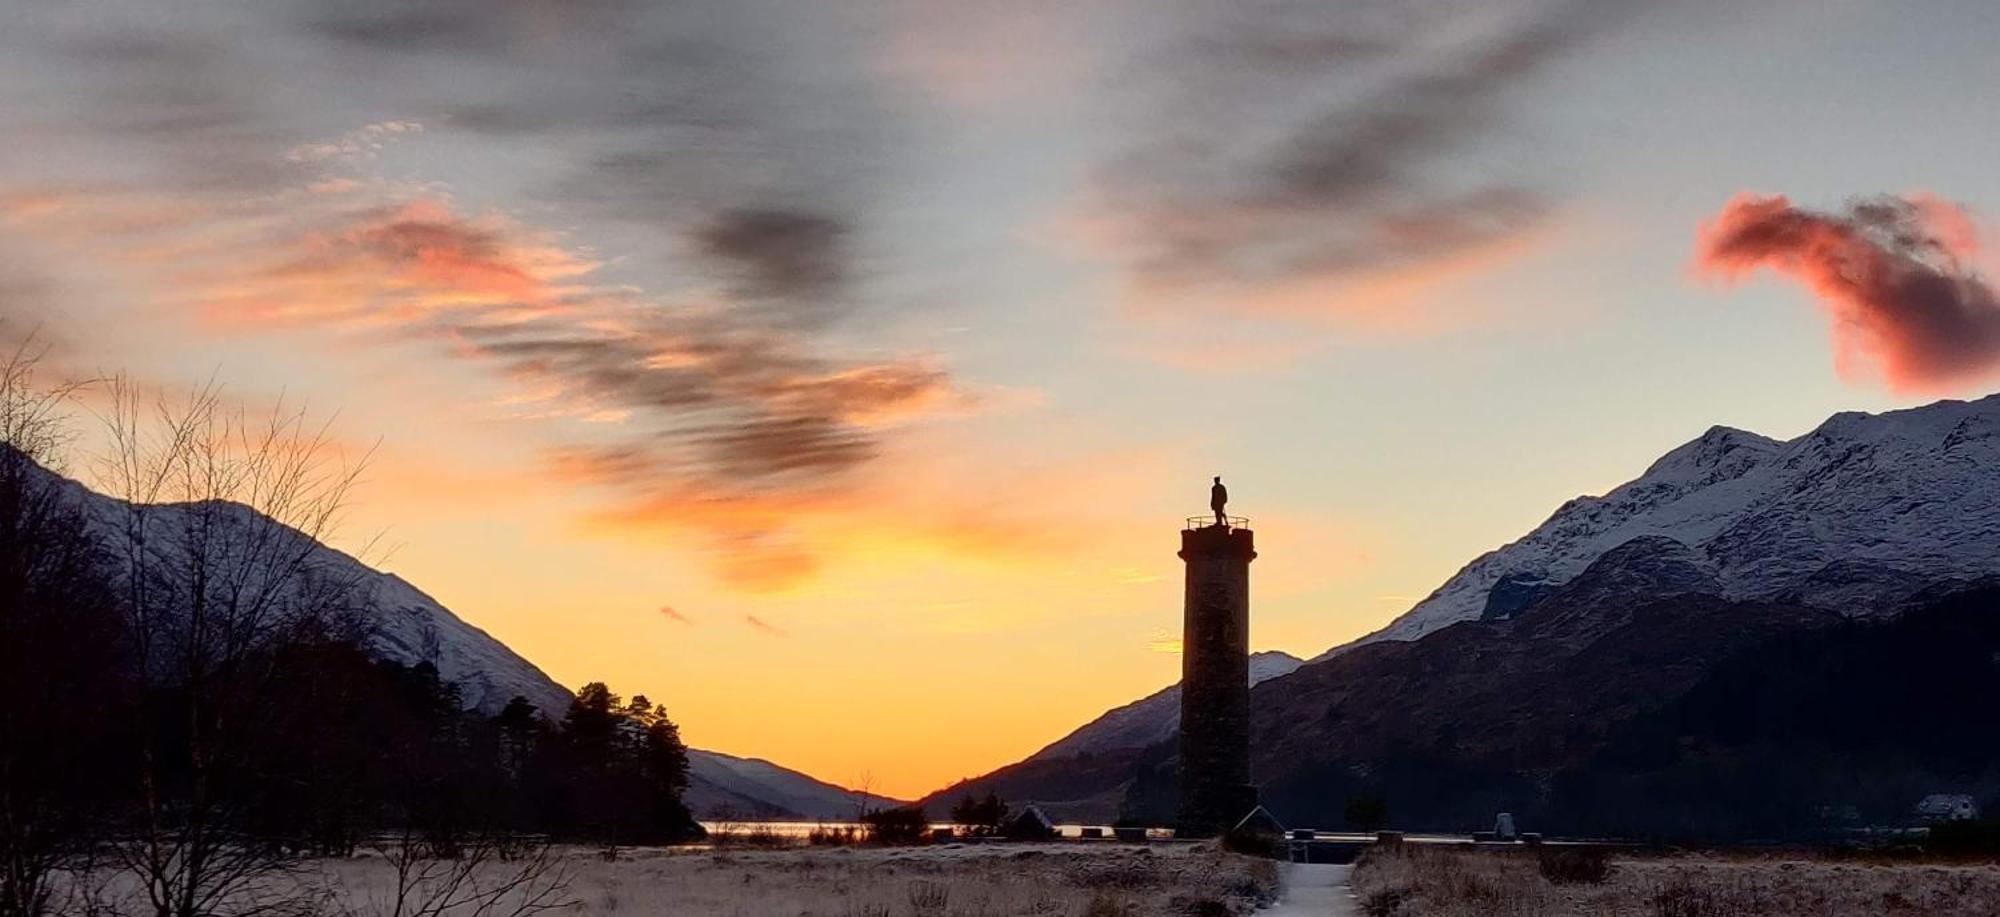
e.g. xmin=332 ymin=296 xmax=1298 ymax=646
xmin=1333 ymin=394 xmax=2000 ymax=654
xmin=37 ymin=459 xmax=578 ymax=717
xmin=1024 ymin=650 xmax=1303 ymax=763
xmin=16 ymin=450 xmax=871 ymax=820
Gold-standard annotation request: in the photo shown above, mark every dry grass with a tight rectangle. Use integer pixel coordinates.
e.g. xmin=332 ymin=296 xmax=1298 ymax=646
xmin=1352 ymin=844 xmax=2000 ymax=917
xmin=74 ymin=843 xmax=1276 ymax=917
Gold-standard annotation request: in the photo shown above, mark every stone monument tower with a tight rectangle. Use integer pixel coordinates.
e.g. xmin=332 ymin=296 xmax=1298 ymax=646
xmin=1176 ymin=489 xmax=1256 ymax=837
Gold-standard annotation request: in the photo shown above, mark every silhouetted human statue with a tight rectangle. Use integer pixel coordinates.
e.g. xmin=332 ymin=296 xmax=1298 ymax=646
xmin=1210 ymin=476 xmax=1229 ymax=528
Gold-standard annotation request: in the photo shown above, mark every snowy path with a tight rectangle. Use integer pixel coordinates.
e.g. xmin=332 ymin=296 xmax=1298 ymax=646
xmin=1263 ymin=862 xmax=1355 ymax=916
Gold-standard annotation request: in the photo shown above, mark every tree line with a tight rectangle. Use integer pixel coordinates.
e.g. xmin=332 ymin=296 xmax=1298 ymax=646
xmin=0 ymin=344 xmax=699 ymax=917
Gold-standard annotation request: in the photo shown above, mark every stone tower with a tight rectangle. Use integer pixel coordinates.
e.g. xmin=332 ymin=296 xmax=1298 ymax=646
xmin=1176 ymin=517 xmax=1256 ymax=837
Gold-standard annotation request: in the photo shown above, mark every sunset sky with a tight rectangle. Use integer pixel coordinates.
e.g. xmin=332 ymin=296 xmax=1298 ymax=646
xmin=6 ymin=0 xmax=2000 ymax=798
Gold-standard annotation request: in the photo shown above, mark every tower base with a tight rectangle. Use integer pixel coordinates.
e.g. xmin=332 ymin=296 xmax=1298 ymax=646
xmin=1175 ymin=783 xmax=1260 ymax=839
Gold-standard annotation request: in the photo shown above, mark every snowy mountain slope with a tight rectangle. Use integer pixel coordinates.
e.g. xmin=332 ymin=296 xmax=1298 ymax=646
xmin=1327 ymin=394 xmax=2000 ymax=656
xmin=19 ymin=452 xmax=876 ymax=818
xmin=44 ymin=464 xmax=578 ymax=717
xmin=685 ymin=749 xmax=904 ymax=821
xmin=1024 ymin=650 xmax=1303 ymax=763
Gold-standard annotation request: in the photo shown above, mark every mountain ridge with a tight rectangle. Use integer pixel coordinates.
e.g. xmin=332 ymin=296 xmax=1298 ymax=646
xmin=919 ymin=394 xmax=2000 ymax=829
xmin=1323 ymin=392 xmax=2000 ymax=656
xmin=1024 ymin=650 xmax=1303 ymax=763
xmin=20 ymin=452 xmax=877 ymax=821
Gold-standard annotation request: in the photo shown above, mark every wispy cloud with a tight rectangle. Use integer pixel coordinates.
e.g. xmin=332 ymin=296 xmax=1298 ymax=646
xmin=659 ymin=605 xmax=693 ymax=625
xmin=0 ymin=1 xmax=990 ymax=591
xmin=1696 ymin=192 xmax=2000 ymax=394
xmin=1072 ymin=0 xmax=1659 ymax=327
xmin=742 ymin=613 xmax=787 ymax=637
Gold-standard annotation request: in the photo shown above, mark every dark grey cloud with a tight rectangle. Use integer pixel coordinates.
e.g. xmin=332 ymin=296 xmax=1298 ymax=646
xmin=300 ymin=1 xmax=898 ymax=292
xmin=445 ymin=310 xmax=947 ymax=485
xmin=33 ymin=28 xmax=321 ymax=195
xmin=0 ymin=1 xmax=957 ymax=588
xmin=692 ymin=207 xmax=850 ymax=322
xmin=1094 ymin=0 xmax=1658 ymax=303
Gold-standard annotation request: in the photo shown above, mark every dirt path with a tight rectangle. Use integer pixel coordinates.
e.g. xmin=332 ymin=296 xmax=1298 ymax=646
xmin=1264 ymin=862 xmax=1355 ymax=916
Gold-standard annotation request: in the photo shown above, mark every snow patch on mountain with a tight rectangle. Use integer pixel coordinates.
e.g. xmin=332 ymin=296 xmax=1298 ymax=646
xmin=1327 ymin=394 xmax=2000 ymax=656
xmin=49 ymin=465 xmax=577 ymax=717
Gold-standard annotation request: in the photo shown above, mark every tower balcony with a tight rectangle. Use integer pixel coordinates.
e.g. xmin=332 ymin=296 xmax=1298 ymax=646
xmin=1185 ymin=515 xmax=1249 ymax=532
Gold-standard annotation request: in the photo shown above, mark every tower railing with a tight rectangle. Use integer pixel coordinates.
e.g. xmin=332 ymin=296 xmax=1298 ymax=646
xmin=1185 ymin=515 xmax=1249 ymax=532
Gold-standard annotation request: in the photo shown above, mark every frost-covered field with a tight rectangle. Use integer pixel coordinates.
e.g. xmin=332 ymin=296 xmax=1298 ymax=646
xmin=149 ymin=843 xmax=1275 ymax=917
xmin=1353 ymin=844 xmax=2000 ymax=916
xmin=326 ymin=844 xmax=1272 ymax=917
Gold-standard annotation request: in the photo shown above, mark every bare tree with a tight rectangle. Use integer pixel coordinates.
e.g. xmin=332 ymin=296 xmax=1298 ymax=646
xmin=364 ymin=831 xmax=572 ymax=917
xmin=93 ymin=376 xmax=376 ymax=917
xmin=849 ymin=771 xmax=878 ymax=824
xmin=0 ymin=337 xmax=122 ymax=917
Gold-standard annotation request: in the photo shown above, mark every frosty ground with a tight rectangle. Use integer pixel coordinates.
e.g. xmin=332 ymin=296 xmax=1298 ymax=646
xmin=1352 ymin=843 xmax=2000 ymax=916
xmin=71 ymin=842 xmax=1279 ymax=917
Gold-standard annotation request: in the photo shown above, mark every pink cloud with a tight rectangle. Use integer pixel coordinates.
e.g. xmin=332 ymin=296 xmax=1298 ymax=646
xmin=1696 ymin=193 xmax=2000 ymax=394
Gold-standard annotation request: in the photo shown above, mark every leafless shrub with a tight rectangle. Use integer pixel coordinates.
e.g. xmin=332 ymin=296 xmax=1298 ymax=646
xmin=1537 ymin=847 xmax=1611 ymax=885
xmin=905 ymin=879 xmax=948 ymax=912
xmin=706 ymin=825 xmax=794 ymax=850
xmin=1648 ymin=871 xmax=1770 ymax=917
xmin=94 ymin=376 xmax=378 ymax=917
xmin=808 ymin=826 xmax=862 ymax=847
xmin=362 ymin=832 xmax=574 ymax=917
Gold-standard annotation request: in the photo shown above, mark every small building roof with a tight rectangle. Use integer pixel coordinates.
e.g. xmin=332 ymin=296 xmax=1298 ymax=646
xmin=1231 ymin=805 xmax=1286 ymax=837
xmin=1005 ymin=805 xmax=1055 ymax=832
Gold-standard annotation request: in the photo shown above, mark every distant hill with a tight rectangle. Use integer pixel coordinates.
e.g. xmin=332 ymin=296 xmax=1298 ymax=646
xmin=18 ymin=451 xmax=877 ymax=822
xmin=1027 ymin=651 xmax=1302 ymax=762
xmin=925 ymin=395 xmax=2000 ymax=838
xmin=687 ymin=749 xmax=903 ymax=821
xmin=914 ymin=651 xmax=1300 ymax=820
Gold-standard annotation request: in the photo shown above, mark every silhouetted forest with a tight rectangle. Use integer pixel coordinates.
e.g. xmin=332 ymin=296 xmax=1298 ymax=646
xmin=1551 ymin=585 xmax=2000 ymax=840
xmin=0 ymin=350 xmax=699 ymax=917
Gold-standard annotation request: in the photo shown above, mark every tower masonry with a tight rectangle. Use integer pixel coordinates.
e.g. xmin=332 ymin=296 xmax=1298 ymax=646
xmin=1176 ymin=515 xmax=1256 ymax=837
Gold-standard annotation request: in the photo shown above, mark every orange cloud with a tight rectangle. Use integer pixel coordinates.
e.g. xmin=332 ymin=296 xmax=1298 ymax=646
xmin=1695 ymin=193 xmax=2000 ymax=394
xmin=2 ymin=173 xmax=982 ymax=593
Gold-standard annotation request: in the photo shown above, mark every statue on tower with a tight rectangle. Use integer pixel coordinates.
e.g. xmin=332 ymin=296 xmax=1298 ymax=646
xmin=1210 ymin=476 xmax=1229 ymax=528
